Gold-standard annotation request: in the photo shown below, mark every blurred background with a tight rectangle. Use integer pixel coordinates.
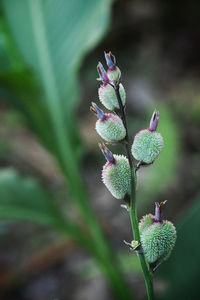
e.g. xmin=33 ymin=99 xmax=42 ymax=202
xmin=0 ymin=0 xmax=200 ymax=299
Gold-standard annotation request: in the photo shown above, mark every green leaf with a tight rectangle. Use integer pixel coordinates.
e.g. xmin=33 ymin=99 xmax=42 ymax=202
xmin=0 ymin=15 xmax=55 ymax=151
xmin=157 ymin=195 xmax=200 ymax=300
xmin=0 ymin=17 xmax=23 ymax=72
xmin=0 ymin=168 xmax=100 ymax=253
xmin=0 ymin=168 xmax=62 ymax=226
xmin=2 ymin=0 xmax=112 ymax=167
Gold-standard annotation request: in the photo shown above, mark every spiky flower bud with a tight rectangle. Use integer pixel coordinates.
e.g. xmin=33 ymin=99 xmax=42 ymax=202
xmin=139 ymin=202 xmax=176 ymax=264
xmin=98 ymin=82 xmax=126 ymax=111
xmin=90 ymin=103 xmax=126 ymax=142
xmin=131 ymin=110 xmax=164 ymax=164
xmin=104 ymin=51 xmax=121 ymax=82
xmin=100 ymin=144 xmax=131 ymax=199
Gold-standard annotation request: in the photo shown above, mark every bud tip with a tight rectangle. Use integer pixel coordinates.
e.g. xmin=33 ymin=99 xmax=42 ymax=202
xmin=104 ymin=51 xmax=116 ymax=70
xmin=90 ymin=102 xmax=105 ymax=120
xmin=154 ymin=200 xmax=167 ymax=222
xmin=97 ymin=62 xmax=109 ymax=83
xmin=99 ymin=143 xmax=116 ymax=164
xmin=149 ymin=109 xmax=160 ymax=132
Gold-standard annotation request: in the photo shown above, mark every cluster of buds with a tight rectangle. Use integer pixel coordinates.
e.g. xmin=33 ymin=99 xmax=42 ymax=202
xmin=90 ymin=51 xmax=176 ymax=270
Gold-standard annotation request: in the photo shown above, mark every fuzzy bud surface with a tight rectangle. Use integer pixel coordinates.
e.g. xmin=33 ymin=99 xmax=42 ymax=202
xmin=90 ymin=103 xmax=126 ymax=142
xmin=98 ymin=83 xmax=126 ymax=111
xmin=139 ymin=206 xmax=176 ymax=264
xmin=131 ymin=129 xmax=164 ymax=164
xmin=96 ymin=113 xmax=126 ymax=142
xmin=140 ymin=220 xmax=176 ymax=264
xmin=102 ymin=154 xmax=131 ymax=199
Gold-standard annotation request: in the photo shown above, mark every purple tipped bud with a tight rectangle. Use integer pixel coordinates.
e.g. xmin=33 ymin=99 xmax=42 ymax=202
xmin=104 ymin=51 xmax=116 ymax=70
xmin=97 ymin=62 xmax=109 ymax=83
xmin=154 ymin=201 xmax=167 ymax=222
xmin=99 ymin=143 xmax=116 ymax=164
xmin=90 ymin=102 xmax=107 ymax=121
xmin=149 ymin=110 xmax=159 ymax=132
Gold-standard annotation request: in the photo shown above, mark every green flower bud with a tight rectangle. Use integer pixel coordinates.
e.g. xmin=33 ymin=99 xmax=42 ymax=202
xmin=96 ymin=114 xmax=126 ymax=142
xmin=131 ymin=111 xmax=164 ymax=164
xmin=104 ymin=51 xmax=121 ymax=82
xmin=98 ymin=83 xmax=126 ymax=111
xmin=139 ymin=202 xmax=176 ymax=264
xmin=107 ymin=66 xmax=121 ymax=82
xmin=100 ymin=144 xmax=131 ymax=199
xmin=90 ymin=103 xmax=126 ymax=142
xmin=140 ymin=221 xmax=176 ymax=264
xmin=102 ymin=154 xmax=131 ymax=199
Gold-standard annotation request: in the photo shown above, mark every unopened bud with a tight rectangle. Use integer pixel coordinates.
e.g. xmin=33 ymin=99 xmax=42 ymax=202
xmin=98 ymin=83 xmax=126 ymax=111
xmin=139 ymin=202 xmax=176 ymax=264
xmin=131 ymin=110 xmax=164 ymax=164
xmin=100 ymin=145 xmax=131 ymax=199
xmin=104 ymin=51 xmax=121 ymax=82
xmin=91 ymin=103 xmax=126 ymax=142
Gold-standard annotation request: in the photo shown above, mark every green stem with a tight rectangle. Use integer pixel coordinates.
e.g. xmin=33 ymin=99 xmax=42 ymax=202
xmin=129 ymin=205 xmax=154 ymax=300
xmin=114 ymin=83 xmax=154 ymax=300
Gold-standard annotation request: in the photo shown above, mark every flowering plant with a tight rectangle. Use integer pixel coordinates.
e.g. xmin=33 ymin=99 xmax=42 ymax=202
xmin=91 ymin=51 xmax=176 ymax=299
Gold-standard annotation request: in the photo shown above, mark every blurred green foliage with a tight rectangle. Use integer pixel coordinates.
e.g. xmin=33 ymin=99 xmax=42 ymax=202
xmin=0 ymin=1 xmax=136 ymax=299
xmin=0 ymin=168 xmax=61 ymax=225
xmin=158 ymin=195 xmax=200 ymax=299
xmin=1 ymin=0 xmax=112 ymax=165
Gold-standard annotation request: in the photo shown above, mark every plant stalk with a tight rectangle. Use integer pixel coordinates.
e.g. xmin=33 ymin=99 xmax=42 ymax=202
xmin=114 ymin=83 xmax=154 ymax=300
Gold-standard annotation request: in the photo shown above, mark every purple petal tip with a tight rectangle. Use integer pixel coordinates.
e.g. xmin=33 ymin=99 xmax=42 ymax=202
xmin=90 ymin=102 xmax=105 ymax=120
xmin=97 ymin=62 xmax=109 ymax=83
xmin=99 ymin=143 xmax=116 ymax=164
xmin=154 ymin=200 xmax=167 ymax=222
xmin=149 ymin=110 xmax=159 ymax=132
xmin=104 ymin=51 xmax=116 ymax=70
